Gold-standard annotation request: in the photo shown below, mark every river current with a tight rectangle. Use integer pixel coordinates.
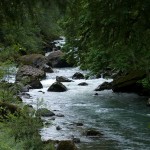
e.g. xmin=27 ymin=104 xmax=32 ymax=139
xmin=22 ymin=67 xmax=150 ymax=150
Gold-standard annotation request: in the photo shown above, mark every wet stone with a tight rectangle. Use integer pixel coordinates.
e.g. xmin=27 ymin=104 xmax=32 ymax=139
xmin=56 ymin=126 xmax=62 ymax=130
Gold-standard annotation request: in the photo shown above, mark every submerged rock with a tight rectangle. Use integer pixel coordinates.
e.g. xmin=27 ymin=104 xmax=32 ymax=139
xmin=84 ymin=129 xmax=103 ymax=137
xmin=94 ymin=93 xmax=99 ymax=96
xmin=72 ymin=72 xmax=84 ymax=79
xmin=36 ymin=108 xmax=55 ymax=117
xmin=56 ymin=76 xmax=72 ymax=82
xmin=72 ymin=137 xmax=80 ymax=143
xmin=78 ymin=82 xmax=88 ymax=86
xmin=56 ymin=126 xmax=62 ymax=130
xmin=48 ymin=82 xmax=67 ymax=92
xmin=21 ymin=93 xmax=32 ymax=99
xmin=75 ymin=122 xmax=83 ymax=126
xmin=56 ymin=113 xmax=65 ymax=117
xmin=56 ymin=140 xmax=78 ymax=150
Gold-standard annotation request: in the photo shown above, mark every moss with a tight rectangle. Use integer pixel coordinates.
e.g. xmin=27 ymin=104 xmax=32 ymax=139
xmin=57 ymin=141 xmax=78 ymax=150
xmin=36 ymin=108 xmax=55 ymax=117
xmin=112 ymin=70 xmax=146 ymax=93
xmin=0 ymin=101 xmax=20 ymax=119
xmin=113 ymin=70 xmax=146 ymax=86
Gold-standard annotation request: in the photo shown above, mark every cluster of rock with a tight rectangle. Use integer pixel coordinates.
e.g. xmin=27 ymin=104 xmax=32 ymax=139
xmin=47 ymin=72 xmax=86 ymax=92
xmin=15 ymin=49 xmax=89 ymax=93
xmin=95 ymin=70 xmax=149 ymax=96
xmin=15 ymin=51 xmax=73 ymax=92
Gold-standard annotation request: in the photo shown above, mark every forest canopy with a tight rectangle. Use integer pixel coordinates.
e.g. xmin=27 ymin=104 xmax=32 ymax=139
xmin=0 ymin=0 xmax=150 ymax=77
xmin=62 ymin=0 xmax=150 ymax=76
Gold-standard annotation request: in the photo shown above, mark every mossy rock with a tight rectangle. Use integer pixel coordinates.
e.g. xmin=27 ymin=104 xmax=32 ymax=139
xmin=19 ymin=54 xmax=46 ymax=67
xmin=95 ymin=81 xmax=112 ymax=91
xmin=0 ymin=81 xmax=22 ymax=95
xmin=72 ymin=72 xmax=84 ymax=79
xmin=57 ymin=140 xmax=78 ymax=150
xmin=56 ymin=76 xmax=72 ymax=82
xmin=16 ymin=65 xmax=46 ymax=83
xmin=112 ymin=70 xmax=146 ymax=93
xmin=36 ymin=108 xmax=55 ymax=117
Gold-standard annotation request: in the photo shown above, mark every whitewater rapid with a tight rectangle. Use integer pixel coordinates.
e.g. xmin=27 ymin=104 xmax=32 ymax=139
xmin=22 ymin=67 xmax=150 ymax=150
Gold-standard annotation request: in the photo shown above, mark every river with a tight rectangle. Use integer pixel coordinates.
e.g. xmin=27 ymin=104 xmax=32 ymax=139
xmin=22 ymin=67 xmax=150 ymax=150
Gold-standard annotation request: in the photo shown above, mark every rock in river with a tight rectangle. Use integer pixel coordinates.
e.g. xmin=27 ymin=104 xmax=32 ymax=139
xmin=78 ymin=82 xmax=88 ymax=86
xmin=72 ymin=72 xmax=84 ymax=79
xmin=36 ymin=108 xmax=55 ymax=117
xmin=19 ymin=54 xmax=53 ymax=72
xmin=112 ymin=70 xmax=146 ymax=93
xmin=29 ymin=79 xmax=43 ymax=89
xmin=84 ymin=129 xmax=103 ymax=137
xmin=56 ymin=76 xmax=72 ymax=82
xmin=16 ymin=65 xmax=46 ymax=82
xmin=95 ymin=81 xmax=112 ymax=91
xmin=48 ymin=81 xmax=67 ymax=92
xmin=46 ymin=50 xmax=71 ymax=68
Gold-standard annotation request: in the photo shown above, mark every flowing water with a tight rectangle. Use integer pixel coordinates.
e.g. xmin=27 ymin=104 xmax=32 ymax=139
xmin=22 ymin=67 xmax=150 ymax=150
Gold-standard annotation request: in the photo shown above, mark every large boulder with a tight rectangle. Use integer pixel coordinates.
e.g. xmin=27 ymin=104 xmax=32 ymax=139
xmin=72 ymin=72 xmax=84 ymax=79
xmin=48 ymin=82 xmax=67 ymax=92
xmin=56 ymin=76 xmax=72 ymax=82
xmin=46 ymin=50 xmax=71 ymax=68
xmin=95 ymin=82 xmax=112 ymax=91
xmin=112 ymin=70 xmax=146 ymax=93
xmin=19 ymin=54 xmax=46 ymax=68
xmin=57 ymin=140 xmax=78 ymax=150
xmin=16 ymin=65 xmax=46 ymax=83
xmin=19 ymin=54 xmax=54 ymax=73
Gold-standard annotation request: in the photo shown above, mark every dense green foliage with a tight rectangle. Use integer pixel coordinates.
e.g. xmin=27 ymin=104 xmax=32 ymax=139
xmin=62 ymin=0 xmax=150 ymax=76
xmin=0 ymin=109 xmax=54 ymax=150
xmin=0 ymin=0 xmax=68 ymax=61
xmin=0 ymin=82 xmax=54 ymax=150
xmin=0 ymin=1 xmax=69 ymax=149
